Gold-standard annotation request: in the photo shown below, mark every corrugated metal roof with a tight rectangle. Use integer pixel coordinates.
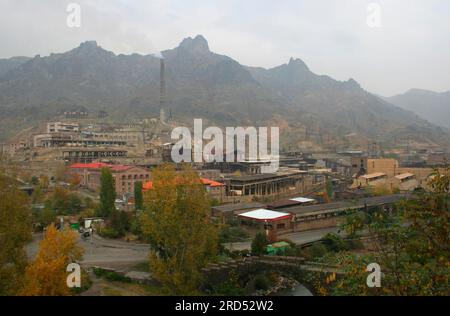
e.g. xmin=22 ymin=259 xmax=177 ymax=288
xmin=238 ymin=209 xmax=291 ymax=221
xmin=290 ymin=197 xmax=316 ymax=203
xmin=361 ymin=172 xmax=386 ymax=179
xmin=395 ymin=173 xmax=415 ymax=180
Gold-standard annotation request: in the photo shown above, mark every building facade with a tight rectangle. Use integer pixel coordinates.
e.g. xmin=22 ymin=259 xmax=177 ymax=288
xmin=47 ymin=122 xmax=79 ymax=133
xmin=69 ymin=163 xmax=151 ymax=194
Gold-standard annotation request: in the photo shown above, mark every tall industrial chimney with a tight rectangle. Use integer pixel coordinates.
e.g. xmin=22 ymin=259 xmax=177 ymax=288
xmin=159 ymin=58 xmax=166 ymax=123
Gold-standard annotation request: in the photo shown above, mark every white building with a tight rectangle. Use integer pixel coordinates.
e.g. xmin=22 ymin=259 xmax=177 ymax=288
xmin=47 ymin=122 xmax=79 ymax=133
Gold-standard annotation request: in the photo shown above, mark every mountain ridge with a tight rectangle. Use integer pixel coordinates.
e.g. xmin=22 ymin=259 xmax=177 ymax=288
xmin=0 ymin=35 xmax=448 ymax=150
xmin=386 ymin=89 xmax=450 ymax=130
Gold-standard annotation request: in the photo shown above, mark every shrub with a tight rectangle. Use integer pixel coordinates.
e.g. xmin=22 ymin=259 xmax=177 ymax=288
xmin=308 ymin=243 xmax=328 ymax=259
xmin=345 ymin=239 xmax=364 ymax=250
xmin=213 ymin=272 xmax=246 ymax=296
xmin=98 ymin=227 xmax=120 ymax=239
xmin=251 ymin=232 xmax=268 ymax=256
xmin=72 ymin=270 xmax=92 ymax=294
xmin=285 ymin=245 xmax=304 ymax=257
xmin=219 ymin=226 xmax=250 ymax=243
xmin=254 ymin=275 xmax=271 ymax=291
xmin=93 ymin=267 xmax=131 ymax=283
xmin=322 ymin=233 xmax=348 ymax=252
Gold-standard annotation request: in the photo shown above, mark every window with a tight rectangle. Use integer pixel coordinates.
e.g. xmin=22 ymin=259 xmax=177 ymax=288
xmin=276 ymin=223 xmax=285 ymax=229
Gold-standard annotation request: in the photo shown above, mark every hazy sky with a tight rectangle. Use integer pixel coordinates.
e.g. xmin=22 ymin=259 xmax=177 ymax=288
xmin=0 ymin=0 xmax=449 ymax=96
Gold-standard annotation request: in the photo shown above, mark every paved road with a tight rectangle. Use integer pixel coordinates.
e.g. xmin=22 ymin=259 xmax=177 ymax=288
xmin=79 ymin=235 xmax=149 ymax=269
xmin=26 ymin=233 xmax=150 ymax=271
xmin=224 ymin=227 xmax=344 ymax=251
xmin=26 ymin=227 xmax=345 ymax=268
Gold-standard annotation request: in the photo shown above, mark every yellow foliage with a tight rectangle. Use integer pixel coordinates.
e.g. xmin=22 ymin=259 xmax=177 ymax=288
xmin=141 ymin=164 xmax=218 ymax=295
xmin=20 ymin=224 xmax=83 ymax=296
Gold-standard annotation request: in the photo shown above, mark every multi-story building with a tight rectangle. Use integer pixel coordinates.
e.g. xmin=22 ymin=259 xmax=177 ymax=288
xmin=349 ymin=157 xmax=400 ymax=178
xmin=223 ymin=168 xmax=311 ymax=198
xmin=69 ymin=163 xmax=151 ymax=194
xmin=47 ymin=122 xmax=79 ymax=133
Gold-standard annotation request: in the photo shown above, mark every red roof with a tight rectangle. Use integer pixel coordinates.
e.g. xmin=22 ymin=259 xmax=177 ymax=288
xmin=70 ymin=162 xmax=110 ymax=169
xmin=109 ymin=165 xmax=133 ymax=172
xmin=142 ymin=181 xmax=153 ymax=191
xmin=143 ymin=178 xmax=224 ymax=191
xmin=200 ymin=178 xmax=224 ymax=187
xmin=70 ymin=163 xmax=136 ymax=172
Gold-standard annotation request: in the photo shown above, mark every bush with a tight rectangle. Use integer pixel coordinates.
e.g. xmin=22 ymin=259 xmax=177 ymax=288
xmin=72 ymin=270 xmax=92 ymax=294
xmin=308 ymin=243 xmax=328 ymax=259
xmin=228 ymin=249 xmax=250 ymax=259
xmin=213 ymin=272 xmax=246 ymax=296
xmin=251 ymin=232 xmax=268 ymax=256
xmin=322 ymin=233 xmax=348 ymax=252
xmin=110 ymin=210 xmax=129 ymax=236
xmin=219 ymin=226 xmax=250 ymax=243
xmin=93 ymin=267 xmax=131 ymax=283
xmin=254 ymin=275 xmax=271 ymax=291
xmin=129 ymin=215 xmax=142 ymax=237
xmin=285 ymin=245 xmax=304 ymax=257
xmin=98 ymin=227 xmax=121 ymax=239
xmin=345 ymin=239 xmax=364 ymax=250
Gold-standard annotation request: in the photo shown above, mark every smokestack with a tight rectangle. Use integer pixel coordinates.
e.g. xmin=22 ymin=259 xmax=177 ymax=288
xmin=159 ymin=58 xmax=166 ymax=122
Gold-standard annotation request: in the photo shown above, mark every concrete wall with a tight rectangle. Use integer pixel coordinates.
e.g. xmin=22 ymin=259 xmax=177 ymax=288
xmin=367 ymin=158 xmax=399 ymax=177
xmin=292 ymin=216 xmax=344 ymax=232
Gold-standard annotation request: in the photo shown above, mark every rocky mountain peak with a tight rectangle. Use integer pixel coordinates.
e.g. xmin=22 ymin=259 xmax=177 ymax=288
xmin=70 ymin=40 xmax=110 ymax=56
xmin=179 ymin=35 xmax=210 ymax=54
xmin=344 ymin=78 xmax=361 ymax=89
xmin=288 ymin=57 xmax=309 ymax=71
xmin=78 ymin=40 xmax=98 ymax=50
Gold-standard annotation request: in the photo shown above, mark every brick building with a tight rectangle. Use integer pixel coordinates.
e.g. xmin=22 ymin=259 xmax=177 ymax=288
xmin=237 ymin=209 xmax=293 ymax=241
xmin=69 ymin=163 xmax=151 ymax=195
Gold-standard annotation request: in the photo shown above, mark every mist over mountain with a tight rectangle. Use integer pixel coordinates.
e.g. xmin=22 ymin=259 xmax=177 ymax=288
xmin=0 ymin=35 xmax=448 ymax=149
xmin=386 ymin=89 xmax=450 ymax=129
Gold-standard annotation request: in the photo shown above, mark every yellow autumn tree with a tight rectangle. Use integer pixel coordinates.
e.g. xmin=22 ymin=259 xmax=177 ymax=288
xmin=20 ymin=224 xmax=84 ymax=296
xmin=141 ymin=164 xmax=219 ymax=295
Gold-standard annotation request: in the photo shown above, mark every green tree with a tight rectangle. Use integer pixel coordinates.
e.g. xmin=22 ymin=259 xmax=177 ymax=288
xmin=40 ymin=208 xmax=56 ymax=227
xmin=110 ymin=210 xmax=129 ymax=237
xmin=141 ymin=164 xmax=218 ymax=294
xmin=329 ymin=167 xmax=450 ymax=296
xmin=134 ymin=181 xmax=143 ymax=211
xmin=322 ymin=233 xmax=348 ymax=252
xmin=0 ymin=173 xmax=32 ymax=295
xmin=46 ymin=187 xmax=83 ymax=215
xmin=31 ymin=185 xmax=44 ymax=204
xmin=98 ymin=168 xmax=116 ymax=217
xmin=66 ymin=193 xmax=82 ymax=214
xmin=251 ymin=232 xmax=268 ymax=256
xmin=31 ymin=176 xmax=39 ymax=185
xmin=326 ymin=178 xmax=334 ymax=200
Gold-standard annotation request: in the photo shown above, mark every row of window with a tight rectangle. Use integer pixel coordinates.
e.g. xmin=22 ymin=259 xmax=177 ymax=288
xmin=121 ymin=174 xmax=150 ymax=180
